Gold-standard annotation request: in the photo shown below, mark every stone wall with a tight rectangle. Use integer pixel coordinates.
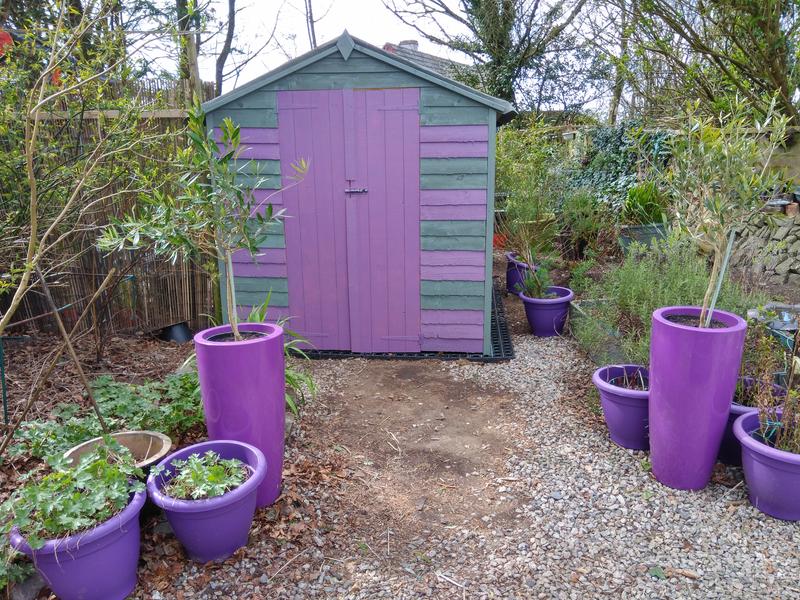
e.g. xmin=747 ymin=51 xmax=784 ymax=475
xmin=732 ymin=213 xmax=800 ymax=288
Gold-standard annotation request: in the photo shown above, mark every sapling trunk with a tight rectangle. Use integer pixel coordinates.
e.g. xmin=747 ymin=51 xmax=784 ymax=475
xmin=699 ymin=239 xmax=724 ymax=328
xmin=224 ymin=250 xmax=242 ymax=341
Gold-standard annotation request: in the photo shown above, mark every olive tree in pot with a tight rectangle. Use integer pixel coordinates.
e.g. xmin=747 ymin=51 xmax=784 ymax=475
xmin=147 ymin=440 xmax=266 ymax=561
xmin=733 ymin=331 xmax=800 ymax=520
xmin=644 ymin=99 xmax=789 ymax=490
xmin=3 ymin=443 xmax=145 ymax=600
xmin=100 ymin=105 xmax=307 ymax=507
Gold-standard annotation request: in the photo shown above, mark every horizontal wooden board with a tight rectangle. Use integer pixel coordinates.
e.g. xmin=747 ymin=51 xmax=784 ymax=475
xmin=300 ymin=53 xmax=399 ymax=74
xmin=421 ymin=323 xmax=484 ymax=339
xmin=232 ymin=247 xmax=286 ymax=264
xmin=232 ymin=262 xmax=288 ymax=278
xmin=263 ymin=71 xmax=427 ymax=91
xmin=233 ymin=276 xmax=289 ymax=293
xmin=421 ymin=337 xmax=483 ymax=352
xmin=252 ymin=233 xmax=285 ymax=248
xmin=420 ymin=264 xmax=485 ymax=280
xmin=209 ymin=108 xmax=277 ymax=128
xmin=420 ymin=173 xmax=489 ymax=189
xmin=421 ymin=309 xmax=484 ymax=325
xmin=420 ymin=295 xmax=485 ymax=310
xmin=421 ymin=280 xmax=484 ymax=297
xmin=421 ymin=204 xmax=486 ymax=220
xmin=421 ymin=221 xmax=486 ymax=236
xmin=421 ymin=87 xmax=483 ymax=108
xmin=236 ymin=290 xmax=289 ymax=307
xmin=238 ymin=128 xmax=280 ymax=143
xmin=212 ymin=89 xmax=276 ymax=111
xmin=420 ymin=125 xmax=489 ymax=142
xmin=420 ymin=235 xmax=485 ymax=251
xmin=420 ymin=141 xmax=488 ymax=158
xmin=420 ymin=189 xmax=487 ymax=206
xmin=421 ymin=250 xmax=485 ymax=266
xmin=232 ymin=159 xmax=282 ymax=175
xmin=235 ymin=305 xmax=291 ymax=322
xmin=234 ymin=174 xmax=282 ymax=189
xmin=420 ymin=106 xmax=491 ymax=126
xmin=420 ymin=158 xmax=488 ymax=175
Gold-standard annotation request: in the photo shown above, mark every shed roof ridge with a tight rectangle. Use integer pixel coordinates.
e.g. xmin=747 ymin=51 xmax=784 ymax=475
xmin=203 ymin=31 xmax=513 ymax=116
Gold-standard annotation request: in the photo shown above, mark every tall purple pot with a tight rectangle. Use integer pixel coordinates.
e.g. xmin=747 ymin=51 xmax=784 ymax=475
xmin=518 ymin=286 xmax=574 ymax=337
xmin=592 ymin=365 xmax=649 ymax=450
xmin=734 ymin=410 xmax=800 ymax=521
xmin=147 ymin=440 xmax=267 ymax=562
xmin=505 ymin=252 xmax=530 ymax=294
xmin=194 ymin=322 xmax=285 ymax=506
xmin=10 ymin=490 xmax=145 ymax=600
xmin=649 ymin=306 xmax=747 ymax=490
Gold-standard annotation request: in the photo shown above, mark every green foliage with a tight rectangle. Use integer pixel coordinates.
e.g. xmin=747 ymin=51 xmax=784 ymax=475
xmin=516 ymin=259 xmax=555 ymax=299
xmin=1 ymin=442 xmax=144 ymax=550
xmin=159 ymin=451 xmax=247 ymax=500
xmin=10 ymin=373 xmax=202 ymax=459
xmin=572 ymin=236 xmax=768 ymax=365
xmin=568 ymin=253 xmax=597 ymax=295
xmin=560 ymin=189 xmax=614 ymax=258
xmin=622 ymin=181 xmax=667 ymax=225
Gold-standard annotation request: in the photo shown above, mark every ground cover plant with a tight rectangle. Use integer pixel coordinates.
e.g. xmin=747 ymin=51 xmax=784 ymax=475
xmin=9 ymin=372 xmax=202 ymax=459
xmin=572 ymin=236 xmax=768 ymax=365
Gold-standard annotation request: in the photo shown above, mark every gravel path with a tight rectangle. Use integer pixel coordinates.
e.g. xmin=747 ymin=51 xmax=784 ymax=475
xmin=133 ymin=329 xmax=799 ymax=599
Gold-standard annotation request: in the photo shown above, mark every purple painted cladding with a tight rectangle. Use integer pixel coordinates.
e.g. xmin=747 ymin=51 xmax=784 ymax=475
xmin=420 ymin=142 xmax=488 ymax=158
xmin=421 ymin=250 xmax=484 ymax=266
xmin=421 ymin=204 xmax=486 ymax=220
xmin=421 ymin=265 xmax=485 ymax=280
xmin=213 ymin=128 xmax=280 ymax=160
xmin=420 ymin=189 xmax=486 ymax=206
xmin=420 ymin=125 xmax=489 ymax=142
xmin=233 ymin=263 xmax=287 ymax=278
xmin=421 ymin=309 xmax=483 ymax=325
xmin=421 ymin=338 xmax=483 ymax=353
xmin=232 ymin=248 xmax=286 ymax=264
xmin=422 ymin=324 xmax=483 ymax=339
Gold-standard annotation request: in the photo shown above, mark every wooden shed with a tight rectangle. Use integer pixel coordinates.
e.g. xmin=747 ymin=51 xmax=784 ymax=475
xmin=203 ymin=32 xmax=514 ymax=356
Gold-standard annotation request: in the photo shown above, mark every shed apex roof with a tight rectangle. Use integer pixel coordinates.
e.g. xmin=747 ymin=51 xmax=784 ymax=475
xmin=203 ymin=31 xmax=514 ymax=116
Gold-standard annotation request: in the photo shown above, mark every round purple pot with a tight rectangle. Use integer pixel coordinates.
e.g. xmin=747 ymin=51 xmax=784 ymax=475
xmin=194 ymin=322 xmax=285 ymax=507
xmin=592 ymin=365 xmax=649 ymax=450
xmin=734 ymin=410 xmax=800 ymax=521
xmin=10 ymin=490 xmax=145 ymax=600
xmin=649 ymin=306 xmax=747 ymax=490
xmin=147 ymin=440 xmax=267 ymax=562
xmin=718 ymin=378 xmax=786 ymax=466
xmin=505 ymin=252 xmax=530 ymax=294
xmin=518 ymin=286 xmax=574 ymax=337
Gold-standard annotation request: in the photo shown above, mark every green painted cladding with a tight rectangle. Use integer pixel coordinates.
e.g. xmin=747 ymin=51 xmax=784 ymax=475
xmin=206 ymin=40 xmax=504 ymax=354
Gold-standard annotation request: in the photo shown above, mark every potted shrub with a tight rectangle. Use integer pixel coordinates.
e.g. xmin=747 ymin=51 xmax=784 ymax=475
xmin=644 ymin=100 xmax=789 ymax=490
xmin=517 ymin=259 xmax=574 ymax=337
xmin=718 ymin=322 xmax=787 ymax=465
xmin=4 ymin=443 xmax=145 ymax=600
xmin=591 ymin=365 xmax=649 ymax=450
xmin=733 ymin=331 xmax=800 ymax=520
xmin=101 ymin=105 xmax=307 ymax=506
xmin=618 ymin=181 xmax=668 ymax=252
xmin=504 ymin=251 xmax=530 ymax=295
xmin=146 ymin=440 xmax=266 ymax=562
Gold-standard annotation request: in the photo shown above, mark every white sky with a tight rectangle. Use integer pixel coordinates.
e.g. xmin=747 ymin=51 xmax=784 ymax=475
xmin=197 ymin=0 xmax=467 ymax=93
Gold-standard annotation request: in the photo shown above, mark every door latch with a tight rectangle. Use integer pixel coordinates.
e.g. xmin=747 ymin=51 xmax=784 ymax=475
xmin=345 ymin=188 xmax=368 ymax=194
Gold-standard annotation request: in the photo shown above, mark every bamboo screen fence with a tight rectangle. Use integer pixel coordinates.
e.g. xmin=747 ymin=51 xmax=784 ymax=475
xmin=5 ymin=79 xmax=217 ymax=337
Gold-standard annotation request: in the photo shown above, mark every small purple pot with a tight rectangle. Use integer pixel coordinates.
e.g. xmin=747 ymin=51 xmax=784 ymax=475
xmin=718 ymin=378 xmax=786 ymax=466
xmin=592 ymin=365 xmax=649 ymax=450
xmin=518 ymin=286 xmax=574 ymax=337
xmin=10 ymin=490 xmax=145 ymax=600
xmin=505 ymin=252 xmax=530 ymax=294
xmin=649 ymin=306 xmax=747 ymax=490
xmin=147 ymin=440 xmax=267 ymax=563
xmin=734 ymin=410 xmax=800 ymax=521
xmin=195 ymin=322 xmax=285 ymax=507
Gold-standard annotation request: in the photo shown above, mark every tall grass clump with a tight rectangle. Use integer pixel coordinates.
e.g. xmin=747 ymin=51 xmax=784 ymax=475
xmin=573 ymin=236 xmax=767 ymax=365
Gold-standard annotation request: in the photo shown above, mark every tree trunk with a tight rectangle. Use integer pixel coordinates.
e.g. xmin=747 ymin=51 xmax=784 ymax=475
xmin=215 ymin=0 xmax=236 ymax=96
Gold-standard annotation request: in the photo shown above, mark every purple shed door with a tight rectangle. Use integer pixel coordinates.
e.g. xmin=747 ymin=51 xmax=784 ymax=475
xmin=278 ymin=88 xmax=421 ymax=353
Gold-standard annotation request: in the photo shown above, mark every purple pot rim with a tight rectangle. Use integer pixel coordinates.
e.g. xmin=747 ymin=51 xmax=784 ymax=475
xmin=194 ymin=322 xmax=283 ymax=347
xmin=652 ymin=306 xmax=746 ymax=333
xmin=592 ymin=365 xmax=649 ymax=400
xmin=9 ymin=489 xmax=145 ymax=556
xmin=518 ymin=286 xmax=574 ymax=305
xmin=146 ymin=440 xmax=267 ymax=513
xmin=733 ymin=411 xmax=800 ymax=466
xmin=505 ymin=252 xmax=530 ymax=269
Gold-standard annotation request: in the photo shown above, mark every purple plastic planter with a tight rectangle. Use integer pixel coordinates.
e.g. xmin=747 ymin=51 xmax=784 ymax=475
xmin=194 ymin=322 xmax=285 ymax=507
xmin=734 ymin=410 xmax=800 ymax=521
xmin=505 ymin=252 xmax=530 ymax=294
xmin=649 ymin=306 xmax=747 ymax=490
xmin=592 ymin=365 xmax=649 ymax=450
xmin=10 ymin=490 xmax=145 ymax=600
xmin=718 ymin=378 xmax=786 ymax=466
xmin=147 ymin=440 xmax=267 ymax=562
xmin=518 ymin=286 xmax=574 ymax=337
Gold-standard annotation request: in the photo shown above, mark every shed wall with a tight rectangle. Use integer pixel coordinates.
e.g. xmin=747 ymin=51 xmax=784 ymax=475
xmin=210 ymin=49 xmax=496 ymax=354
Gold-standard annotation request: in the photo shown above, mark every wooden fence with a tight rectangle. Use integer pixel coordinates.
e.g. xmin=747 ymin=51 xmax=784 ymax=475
xmin=5 ymin=79 xmax=217 ymax=337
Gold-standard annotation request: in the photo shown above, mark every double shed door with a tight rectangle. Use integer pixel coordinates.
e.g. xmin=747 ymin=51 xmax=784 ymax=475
xmin=277 ymin=88 xmax=421 ymax=353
